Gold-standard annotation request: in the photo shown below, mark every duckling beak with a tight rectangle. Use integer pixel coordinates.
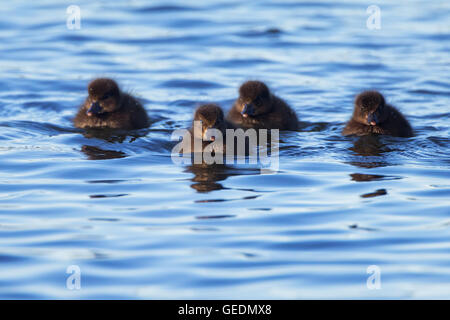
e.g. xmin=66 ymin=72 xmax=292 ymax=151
xmin=204 ymin=129 xmax=215 ymax=141
xmin=367 ymin=113 xmax=378 ymax=126
xmin=241 ymin=103 xmax=255 ymax=118
xmin=87 ymin=102 xmax=102 ymax=116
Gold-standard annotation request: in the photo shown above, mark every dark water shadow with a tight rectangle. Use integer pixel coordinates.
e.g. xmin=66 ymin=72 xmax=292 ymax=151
xmin=89 ymin=194 xmax=128 ymax=199
xmin=360 ymin=189 xmax=388 ymax=198
xmin=80 ymin=145 xmax=127 ymax=160
xmin=196 ymin=215 xmax=236 ymax=220
xmin=80 ymin=128 xmax=150 ymax=144
xmin=348 ymin=224 xmax=379 ymax=232
xmin=76 ymin=127 xmax=163 ymax=160
xmin=350 ymin=173 xmax=402 ymax=182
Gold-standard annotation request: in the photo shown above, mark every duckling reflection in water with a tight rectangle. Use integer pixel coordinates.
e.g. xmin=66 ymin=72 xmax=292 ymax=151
xmin=342 ymin=90 xmax=413 ymax=137
xmin=350 ymin=135 xmax=393 ymax=156
xmin=74 ymin=78 xmax=150 ymax=130
xmin=350 ymin=173 xmax=393 ymax=182
xmin=79 ymin=128 xmax=148 ymax=143
xmin=347 ymin=135 xmax=392 ymax=168
xmin=186 ymin=163 xmax=230 ymax=193
xmin=80 ymin=145 xmax=127 ymax=160
xmin=186 ymin=162 xmax=262 ymax=193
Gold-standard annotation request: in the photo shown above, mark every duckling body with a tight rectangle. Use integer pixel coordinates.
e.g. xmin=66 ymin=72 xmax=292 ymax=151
xmin=182 ymin=104 xmax=235 ymax=154
xmin=74 ymin=78 xmax=149 ymax=130
xmin=342 ymin=91 xmax=413 ymax=137
xmin=227 ymin=81 xmax=298 ymax=130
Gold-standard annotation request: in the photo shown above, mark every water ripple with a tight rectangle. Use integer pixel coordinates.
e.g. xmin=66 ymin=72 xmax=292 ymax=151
xmin=0 ymin=0 xmax=449 ymax=299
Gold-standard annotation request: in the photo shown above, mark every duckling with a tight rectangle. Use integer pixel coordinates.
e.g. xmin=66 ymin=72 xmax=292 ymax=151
xmin=74 ymin=78 xmax=150 ymax=130
xmin=226 ymin=80 xmax=299 ymax=130
xmin=342 ymin=91 xmax=413 ymax=137
xmin=182 ymin=104 xmax=235 ymax=154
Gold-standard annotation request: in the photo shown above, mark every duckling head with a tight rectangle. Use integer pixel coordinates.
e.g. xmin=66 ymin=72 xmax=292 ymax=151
xmin=193 ymin=104 xmax=226 ymax=141
xmin=86 ymin=78 xmax=121 ymax=116
xmin=353 ymin=90 xmax=388 ymax=126
xmin=237 ymin=81 xmax=272 ymax=118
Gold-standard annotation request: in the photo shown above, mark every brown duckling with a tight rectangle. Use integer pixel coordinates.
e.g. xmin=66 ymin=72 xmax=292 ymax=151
xmin=226 ymin=80 xmax=299 ymax=130
xmin=74 ymin=78 xmax=150 ymax=130
xmin=182 ymin=104 xmax=235 ymax=153
xmin=342 ymin=91 xmax=413 ymax=137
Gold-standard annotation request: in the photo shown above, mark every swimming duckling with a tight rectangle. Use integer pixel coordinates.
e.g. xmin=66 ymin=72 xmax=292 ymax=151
xmin=182 ymin=104 xmax=235 ymax=153
xmin=342 ymin=91 xmax=413 ymax=137
xmin=74 ymin=78 xmax=150 ymax=130
xmin=226 ymin=80 xmax=299 ymax=130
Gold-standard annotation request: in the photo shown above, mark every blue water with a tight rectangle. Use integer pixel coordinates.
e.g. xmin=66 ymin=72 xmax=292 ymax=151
xmin=0 ymin=0 xmax=449 ymax=299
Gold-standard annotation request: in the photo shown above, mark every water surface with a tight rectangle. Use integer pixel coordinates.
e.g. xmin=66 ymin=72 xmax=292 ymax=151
xmin=0 ymin=0 xmax=449 ymax=299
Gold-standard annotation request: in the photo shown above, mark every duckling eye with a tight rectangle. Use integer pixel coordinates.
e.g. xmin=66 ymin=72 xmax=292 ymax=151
xmin=254 ymin=97 xmax=262 ymax=107
xmin=101 ymin=93 xmax=111 ymax=100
